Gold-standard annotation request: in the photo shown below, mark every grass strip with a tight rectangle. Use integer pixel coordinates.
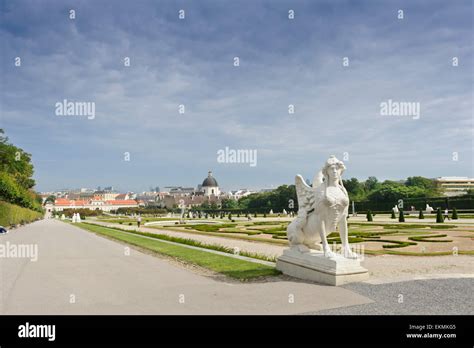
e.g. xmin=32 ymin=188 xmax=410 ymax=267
xmin=150 ymin=225 xmax=289 ymax=245
xmin=365 ymin=249 xmax=474 ymax=256
xmin=85 ymin=223 xmax=277 ymax=262
xmin=73 ymin=223 xmax=280 ymax=280
xmin=408 ymin=234 xmax=453 ymax=243
xmin=364 ymin=239 xmax=418 ymax=249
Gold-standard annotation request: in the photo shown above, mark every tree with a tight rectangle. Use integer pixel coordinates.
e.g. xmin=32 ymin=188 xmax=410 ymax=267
xmin=452 ymin=207 xmax=458 ymax=220
xmin=364 ymin=177 xmax=379 ymax=192
xmin=343 ymin=178 xmax=367 ymax=200
xmin=366 ymin=210 xmax=373 ymax=222
xmin=418 ymin=210 xmax=424 ymax=219
xmin=405 ymin=176 xmax=439 ymax=196
xmin=399 ymin=210 xmax=405 ymax=222
xmin=237 ymin=185 xmax=297 ymax=212
xmin=200 ymin=202 xmax=210 ymax=209
xmin=368 ymin=184 xmax=426 ymax=202
xmin=0 ymin=129 xmax=41 ymax=211
xmin=0 ymin=129 xmax=36 ymax=190
xmin=436 ymin=208 xmax=444 ymax=223
xmin=45 ymin=195 xmax=56 ymax=204
xmin=221 ymin=198 xmax=238 ymax=209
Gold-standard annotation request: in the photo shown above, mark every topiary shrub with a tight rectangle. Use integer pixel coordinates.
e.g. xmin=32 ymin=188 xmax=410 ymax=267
xmin=366 ymin=210 xmax=373 ymax=222
xmin=399 ymin=210 xmax=405 ymax=222
xmin=418 ymin=210 xmax=424 ymax=219
xmin=436 ymin=208 xmax=444 ymax=223
xmin=452 ymin=207 xmax=458 ymax=220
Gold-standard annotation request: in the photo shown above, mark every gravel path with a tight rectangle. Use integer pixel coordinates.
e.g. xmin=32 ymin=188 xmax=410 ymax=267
xmin=303 ymin=278 xmax=474 ymax=315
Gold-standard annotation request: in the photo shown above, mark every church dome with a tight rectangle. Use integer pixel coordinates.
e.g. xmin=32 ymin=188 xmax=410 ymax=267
xmin=202 ymin=171 xmax=218 ymax=187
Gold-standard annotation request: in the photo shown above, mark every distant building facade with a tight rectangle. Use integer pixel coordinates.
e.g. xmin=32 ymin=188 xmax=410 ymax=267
xmin=436 ymin=177 xmax=474 ymax=196
xmin=47 ymin=198 xmax=139 ymax=212
xmin=44 ymin=170 xmax=259 ymax=211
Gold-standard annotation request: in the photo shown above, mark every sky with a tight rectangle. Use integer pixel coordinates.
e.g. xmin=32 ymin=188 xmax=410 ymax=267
xmin=0 ymin=0 xmax=472 ymax=193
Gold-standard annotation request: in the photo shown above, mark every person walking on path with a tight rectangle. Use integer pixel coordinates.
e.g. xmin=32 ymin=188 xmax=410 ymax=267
xmin=444 ymin=208 xmax=450 ymax=221
xmin=137 ymin=215 xmax=142 ymax=228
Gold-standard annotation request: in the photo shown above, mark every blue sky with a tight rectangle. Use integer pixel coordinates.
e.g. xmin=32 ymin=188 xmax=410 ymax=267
xmin=1 ymin=0 xmax=472 ymax=192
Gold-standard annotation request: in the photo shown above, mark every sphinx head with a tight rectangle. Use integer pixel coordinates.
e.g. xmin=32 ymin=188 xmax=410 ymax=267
xmin=312 ymin=155 xmax=347 ymax=188
xmin=322 ymin=155 xmax=346 ymax=183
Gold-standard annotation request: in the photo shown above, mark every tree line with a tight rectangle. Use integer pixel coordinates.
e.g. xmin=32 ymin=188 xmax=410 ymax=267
xmin=204 ymin=176 xmax=453 ymax=213
xmin=0 ymin=129 xmax=42 ymax=211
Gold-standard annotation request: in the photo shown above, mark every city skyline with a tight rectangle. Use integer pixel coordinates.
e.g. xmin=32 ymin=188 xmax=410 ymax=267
xmin=1 ymin=0 xmax=472 ymax=192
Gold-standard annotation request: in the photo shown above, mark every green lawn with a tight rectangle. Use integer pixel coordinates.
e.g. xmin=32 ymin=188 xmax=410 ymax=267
xmin=95 ymin=218 xmax=473 ymax=256
xmin=99 ymin=217 xmax=184 ymax=224
xmin=72 ymin=222 xmax=280 ymax=280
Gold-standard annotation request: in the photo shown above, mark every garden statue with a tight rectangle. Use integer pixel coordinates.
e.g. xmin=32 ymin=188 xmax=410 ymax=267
xmin=286 ymin=155 xmax=358 ymax=259
xmin=277 ymin=155 xmax=369 ymax=285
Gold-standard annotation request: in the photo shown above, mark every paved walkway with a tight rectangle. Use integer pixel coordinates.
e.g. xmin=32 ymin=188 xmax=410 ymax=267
xmin=0 ymin=219 xmax=371 ymax=314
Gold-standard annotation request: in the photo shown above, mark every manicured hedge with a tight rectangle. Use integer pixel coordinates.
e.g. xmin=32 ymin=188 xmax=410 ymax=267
xmin=354 ymin=195 xmax=473 ymax=212
xmin=0 ymin=200 xmax=43 ymax=227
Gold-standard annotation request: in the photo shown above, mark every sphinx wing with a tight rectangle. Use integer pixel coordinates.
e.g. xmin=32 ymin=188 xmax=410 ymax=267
xmin=295 ymin=175 xmax=316 ymax=210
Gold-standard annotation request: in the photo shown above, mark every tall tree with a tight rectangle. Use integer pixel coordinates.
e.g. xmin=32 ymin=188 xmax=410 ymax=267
xmin=364 ymin=176 xmax=379 ymax=192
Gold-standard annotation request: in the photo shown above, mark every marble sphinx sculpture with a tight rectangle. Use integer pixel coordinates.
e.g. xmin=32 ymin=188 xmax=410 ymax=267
xmin=286 ymin=155 xmax=358 ymax=259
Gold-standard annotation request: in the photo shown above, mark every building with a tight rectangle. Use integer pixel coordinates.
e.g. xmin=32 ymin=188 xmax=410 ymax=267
xmin=228 ymin=189 xmax=255 ymax=200
xmin=47 ymin=198 xmax=139 ymax=212
xmin=201 ymin=171 xmax=220 ymax=197
xmin=166 ymin=187 xmax=196 ymax=197
xmin=159 ymin=171 xmax=222 ymax=208
xmin=93 ymin=190 xmax=120 ymax=201
xmin=436 ymin=177 xmax=474 ymax=197
xmin=162 ymin=194 xmax=222 ymax=209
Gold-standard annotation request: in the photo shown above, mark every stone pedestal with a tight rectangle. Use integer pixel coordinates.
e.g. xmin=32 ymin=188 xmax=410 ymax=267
xmin=276 ymin=249 xmax=369 ymax=286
